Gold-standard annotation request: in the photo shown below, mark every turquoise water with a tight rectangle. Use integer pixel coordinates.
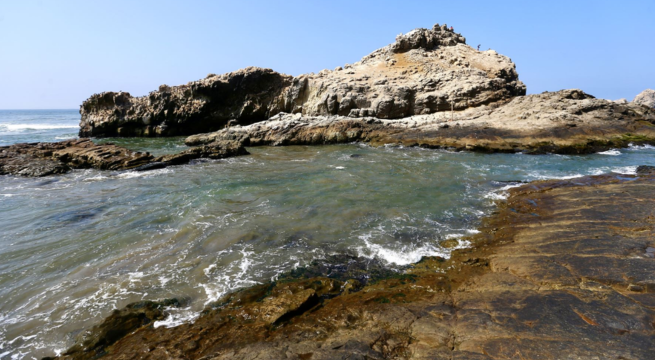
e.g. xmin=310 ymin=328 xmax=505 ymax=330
xmin=1 ymin=111 xmax=655 ymax=359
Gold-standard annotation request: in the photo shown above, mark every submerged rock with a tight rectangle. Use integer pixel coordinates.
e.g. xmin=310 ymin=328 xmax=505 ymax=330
xmin=79 ymin=24 xmax=525 ymax=137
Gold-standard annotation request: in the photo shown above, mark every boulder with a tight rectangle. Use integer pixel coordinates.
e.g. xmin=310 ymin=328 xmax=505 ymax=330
xmin=633 ymin=89 xmax=655 ymax=108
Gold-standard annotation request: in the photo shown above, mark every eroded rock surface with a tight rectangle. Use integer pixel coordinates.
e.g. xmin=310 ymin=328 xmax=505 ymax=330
xmin=79 ymin=24 xmax=525 ymax=137
xmin=47 ymin=300 xmax=180 ymax=360
xmin=186 ymin=89 xmax=655 ymax=154
xmin=633 ymin=89 xmax=655 ymax=108
xmin=0 ymin=138 xmax=248 ymax=177
xmin=55 ymin=171 xmax=655 ymax=359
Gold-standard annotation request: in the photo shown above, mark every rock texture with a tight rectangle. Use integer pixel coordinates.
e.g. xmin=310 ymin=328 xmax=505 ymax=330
xmin=186 ymin=89 xmax=655 ymax=154
xmin=633 ymin=89 xmax=655 ymax=108
xmin=55 ymin=171 xmax=655 ymax=359
xmin=0 ymin=138 xmax=248 ymax=177
xmin=47 ymin=299 xmax=180 ymax=360
xmin=79 ymin=24 xmax=525 ymax=137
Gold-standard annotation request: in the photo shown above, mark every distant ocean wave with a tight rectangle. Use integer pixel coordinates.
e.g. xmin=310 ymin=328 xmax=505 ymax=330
xmin=0 ymin=124 xmax=79 ymax=132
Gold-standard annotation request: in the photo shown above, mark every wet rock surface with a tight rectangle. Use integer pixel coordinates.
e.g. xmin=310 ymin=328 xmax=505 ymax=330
xmin=186 ymin=89 xmax=655 ymax=154
xmin=54 ymin=171 xmax=655 ymax=359
xmin=45 ymin=299 xmax=180 ymax=360
xmin=79 ymin=24 xmax=525 ymax=138
xmin=0 ymin=138 xmax=248 ymax=177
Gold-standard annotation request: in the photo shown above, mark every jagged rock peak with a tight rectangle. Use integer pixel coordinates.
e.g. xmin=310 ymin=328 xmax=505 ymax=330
xmin=633 ymin=89 xmax=655 ymax=108
xmin=390 ymin=23 xmax=466 ymax=54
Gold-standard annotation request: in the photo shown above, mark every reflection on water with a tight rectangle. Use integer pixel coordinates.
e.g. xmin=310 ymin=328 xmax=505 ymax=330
xmin=2 ymin=140 xmax=655 ymax=358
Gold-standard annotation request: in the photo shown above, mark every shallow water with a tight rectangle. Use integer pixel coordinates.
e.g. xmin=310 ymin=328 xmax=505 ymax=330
xmin=2 ymin=112 xmax=655 ymax=359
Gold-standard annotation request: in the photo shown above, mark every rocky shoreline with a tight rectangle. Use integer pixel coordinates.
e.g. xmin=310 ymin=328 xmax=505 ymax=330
xmin=184 ymin=89 xmax=655 ymax=154
xmin=52 ymin=170 xmax=655 ymax=360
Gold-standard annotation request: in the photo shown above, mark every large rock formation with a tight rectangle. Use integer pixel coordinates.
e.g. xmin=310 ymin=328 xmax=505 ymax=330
xmin=79 ymin=24 xmax=525 ymax=137
xmin=633 ymin=89 xmax=655 ymax=108
xmin=55 ymin=171 xmax=655 ymax=359
xmin=186 ymin=89 xmax=655 ymax=154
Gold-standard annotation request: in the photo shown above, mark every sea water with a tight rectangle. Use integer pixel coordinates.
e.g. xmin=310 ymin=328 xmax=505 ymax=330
xmin=1 ymin=110 xmax=655 ymax=359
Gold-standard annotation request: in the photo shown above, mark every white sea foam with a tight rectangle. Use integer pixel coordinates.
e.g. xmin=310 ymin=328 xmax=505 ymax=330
xmin=628 ymin=143 xmax=655 ymax=150
xmin=84 ymin=168 xmax=172 ymax=182
xmin=335 ymin=166 xmax=345 ymax=169
xmin=0 ymin=124 xmax=78 ymax=131
xmin=201 ymin=246 xmax=262 ymax=305
xmin=83 ymin=175 xmax=108 ymax=182
xmin=115 ymin=168 xmax=172 ymax=179
xmin=597 ymin=149 xmax=621 ymax=155
xmin=525 ymin=171 xmax=586 ymax=181
xmin=359 ymin=240 xmax=445 ymax=265
xmin=153 ymin=307 xmax=199 ymax=329
xmin=484 ymin=183 xmax=523 ymax=201
xmin=612 ymin=166 xmax=638 ymax=175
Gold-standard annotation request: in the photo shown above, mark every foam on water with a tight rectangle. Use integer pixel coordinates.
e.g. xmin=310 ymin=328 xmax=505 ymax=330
xmin=3 ymin=119 xmax=655 ymax=357
xmin=0 ymin=124 xmax=78 ymax=131
xmin=597 ymin=149 xmax=621 ymax=156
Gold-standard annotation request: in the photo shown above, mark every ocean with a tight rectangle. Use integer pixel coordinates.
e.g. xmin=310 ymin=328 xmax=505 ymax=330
xmin=2 ymin=110 xmax=655 ymax=359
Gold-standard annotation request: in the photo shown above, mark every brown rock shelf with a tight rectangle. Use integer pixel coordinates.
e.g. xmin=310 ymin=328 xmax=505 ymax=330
xmin=55 ymin=171 xmax=655 ymax=359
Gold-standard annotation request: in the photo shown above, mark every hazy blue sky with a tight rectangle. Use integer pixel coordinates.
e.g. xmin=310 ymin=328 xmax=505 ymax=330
xmin=0 ymin=0 xmax=653 ymax=109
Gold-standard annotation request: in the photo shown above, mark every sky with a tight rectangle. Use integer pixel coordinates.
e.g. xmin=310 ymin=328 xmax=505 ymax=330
xmin=0 ymin=0 xmax=653 ymax=109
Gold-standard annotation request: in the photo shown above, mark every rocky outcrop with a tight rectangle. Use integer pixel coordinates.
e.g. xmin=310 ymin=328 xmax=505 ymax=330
xmin=48 ymin=299 xmax=180 ymax=360
xmin=79 ymin=24 xmax=525 ymax=137
xmin=633 ymin=89 xmax=655 ymax=108
xmin=54 ymin=171 xmax=655 ymax=360
xmin=0 ymin=138 xmax=248 ymax=177
xmin=79 ymin=68 xmax=292 ymax=137
xmin=186 ymin=89 xmax=655 ymax=154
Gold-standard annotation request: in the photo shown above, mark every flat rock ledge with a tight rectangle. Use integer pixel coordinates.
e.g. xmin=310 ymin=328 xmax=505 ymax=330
xmin=53 ymin=171 xmax=655 ymax=359
xmin=0 ymin=138 xmax=248 ymax=177
xmin=186 ymin=89 xmax=655 ymax=154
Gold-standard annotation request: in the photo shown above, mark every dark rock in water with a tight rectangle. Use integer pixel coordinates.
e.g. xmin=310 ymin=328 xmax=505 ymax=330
xmin=47 ymin=206 xmax=106 ymax=225
xmin=35 ymin=178 xmax=60 ymax=186
xmin=154 ymin=139 xmax=249 ymax=165
xmin=636 ymin=165 xmax=655 ymax=174
xmin=278 ymin=254 xmax=401 ymax=286
xmin=0 ymin=138 xmax=249 ymax=177
xmin=349 ymin=154 xmax=363 ymax=158
xmin=60 ymin=299 xmax=180 ymax=360
xmin=0 ymin=139 xmax=153 ymax=177
xmin=132 ymin=162 xmax=168 ymax=172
